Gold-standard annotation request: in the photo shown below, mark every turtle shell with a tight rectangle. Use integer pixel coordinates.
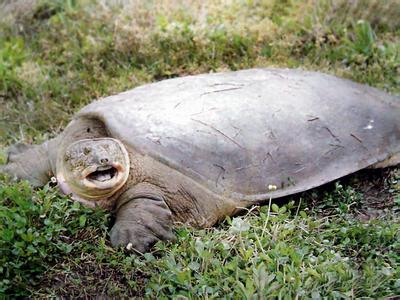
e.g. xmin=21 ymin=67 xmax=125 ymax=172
xmin=77 ymin=68 xmax=400 ymax=201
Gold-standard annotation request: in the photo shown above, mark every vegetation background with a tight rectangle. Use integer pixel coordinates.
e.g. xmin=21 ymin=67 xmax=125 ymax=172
xmin=0 ymin=0 xmax=399 ymax=297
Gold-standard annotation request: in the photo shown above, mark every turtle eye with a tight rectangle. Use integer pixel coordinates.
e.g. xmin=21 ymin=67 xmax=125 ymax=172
xmin=64 ymin=151 xmax=71 ymax=161
xmin=83 ymin=147 xmax=91 ymax=155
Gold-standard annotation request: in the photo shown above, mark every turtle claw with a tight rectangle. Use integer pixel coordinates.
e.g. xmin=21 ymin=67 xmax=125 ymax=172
xmin=110 ymin=219 xmax=176 ymax=253
xmin=110 ymin=220 xmax=174 ymax=253
xmin=110 ymin=195 xmax=175 ymax=252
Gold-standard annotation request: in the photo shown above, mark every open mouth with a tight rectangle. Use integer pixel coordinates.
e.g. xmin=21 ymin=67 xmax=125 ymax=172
xmin=86 ymin=165 xmax=118 ymax=182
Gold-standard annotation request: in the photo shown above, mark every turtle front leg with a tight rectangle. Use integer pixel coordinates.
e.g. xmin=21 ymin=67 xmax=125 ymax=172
xmin=110 ymin=184 xmax=175 ymax=253
xmin=1 ymin=138 xmax=59 ymax=187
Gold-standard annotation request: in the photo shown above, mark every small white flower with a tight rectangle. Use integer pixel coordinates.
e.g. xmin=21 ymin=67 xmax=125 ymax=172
xmin=268 ymin=184 xmax=277 ymax=191
xmin=126 ymin=243 xmax=133 ymax=250
xmin=51 ymin=177 xmax=57 ymax=183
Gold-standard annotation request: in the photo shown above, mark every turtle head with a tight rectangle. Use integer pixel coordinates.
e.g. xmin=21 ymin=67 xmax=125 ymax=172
xmin=58 ymin=138 xmax=130 ymax=201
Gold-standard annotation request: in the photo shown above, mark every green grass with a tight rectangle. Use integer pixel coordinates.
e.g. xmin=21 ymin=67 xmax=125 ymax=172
xmin=0 ymin=0 xmax=399 ymax=297
xmin=1 ymin=171 xmax=399 ymax=298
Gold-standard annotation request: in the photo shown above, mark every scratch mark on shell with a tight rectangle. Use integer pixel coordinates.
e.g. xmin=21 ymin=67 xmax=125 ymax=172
xmin=323 ymin=144 xmax=345 ymax=157
xmin=191 ymin=118 xmax=245 ymax=149
xmin=230 ymin=123 xmax=241 ymax=138
xmin=200 ymin=87 xmax=242 ymax=96
xmin=264 ymin=152 xmax=276 ymax=164
xmin=350 ymin=133 xmax=363 ymax=143
xmin=307 ymin=116 xmax=319 ymax=121
xmin=294 ymin=166 xmax=305 ymax=173
xmin=213 ymin=164 xmax=226 ymax=187
xmin=146 ymin=136 xmax=162 ymax=145
xmin=269 ymin=70 xmax=286 ymax=79
xmin=350 ymin=133 xmax=368 ymax=150
xmin=209 ymin=82 xmax=244 ymax=87
xmin=328 ymin=143 xmax=345 ymax=148
xmin=234 ymin=163 xmax=261 ymax=172
xmin=324 ymin=127 xmax=341 ymax=143
xmin=190 ymin=107 xmax=217 ymax=117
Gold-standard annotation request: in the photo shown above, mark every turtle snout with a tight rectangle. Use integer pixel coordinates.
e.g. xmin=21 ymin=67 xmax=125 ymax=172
xmin=100 ymin=157 xmax=109 ymax=165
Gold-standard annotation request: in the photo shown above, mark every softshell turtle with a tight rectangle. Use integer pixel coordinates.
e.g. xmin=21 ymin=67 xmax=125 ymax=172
xmin=2 ymin=68 xmax=399 ymax=252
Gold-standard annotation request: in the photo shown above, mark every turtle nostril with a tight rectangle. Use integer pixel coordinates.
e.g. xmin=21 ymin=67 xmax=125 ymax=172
xmin=100 ymin=158 xmax=109 ymax=164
